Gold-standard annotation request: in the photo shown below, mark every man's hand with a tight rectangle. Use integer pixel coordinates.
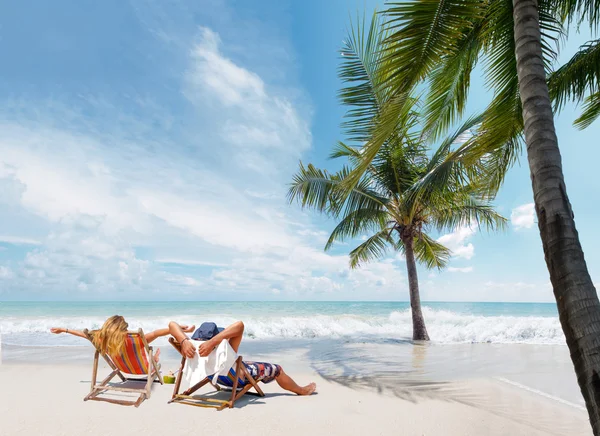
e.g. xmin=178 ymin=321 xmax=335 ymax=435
xmin=180 ymin=325 xmax=196 ymax=333
xmin=50 ymin=328 xmax=63 ymax=334
xmin=181 ymin=339 xmax=196 ymax=358
xmin=198 ymin=339 xmax=217 ymax=357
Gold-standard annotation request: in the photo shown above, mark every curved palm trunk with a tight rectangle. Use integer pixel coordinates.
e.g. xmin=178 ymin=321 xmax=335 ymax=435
xmin=513 ymin=1 xmax=600 ymax=433
xmin=403 ymin=236 xmax=430 ymax=341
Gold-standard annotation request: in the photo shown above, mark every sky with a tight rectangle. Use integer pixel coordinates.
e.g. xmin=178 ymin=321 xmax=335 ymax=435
xmin=0 ymin=0 xmax=599 ymax=302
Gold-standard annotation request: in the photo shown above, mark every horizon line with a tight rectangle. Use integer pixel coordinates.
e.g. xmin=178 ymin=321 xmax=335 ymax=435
xmin=0 ymin=300 xmax=558 ymax=304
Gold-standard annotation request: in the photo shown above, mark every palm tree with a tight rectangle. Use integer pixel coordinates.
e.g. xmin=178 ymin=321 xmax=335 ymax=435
xmin=288 ymin=15 xmax=506 ymax=340
xmin=345 ymin=1 xmax=600 ymax=432
xmin=289 ymin=132 xmax=505 ymax=340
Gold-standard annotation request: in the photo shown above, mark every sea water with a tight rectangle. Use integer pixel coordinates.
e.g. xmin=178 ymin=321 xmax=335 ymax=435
xmin=0 ymin=301 xmax=563 ymax=347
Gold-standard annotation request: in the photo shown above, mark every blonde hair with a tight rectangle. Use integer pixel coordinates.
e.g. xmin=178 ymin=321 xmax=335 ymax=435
xmin=92 ymin=315 xmax=129 ymax=355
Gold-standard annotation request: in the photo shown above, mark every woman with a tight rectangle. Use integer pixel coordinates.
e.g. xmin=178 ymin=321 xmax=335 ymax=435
xmin=51 ymin=315 xmax=195 ymax=363
xmin=169 ymin=320 xmax=316 ymax=395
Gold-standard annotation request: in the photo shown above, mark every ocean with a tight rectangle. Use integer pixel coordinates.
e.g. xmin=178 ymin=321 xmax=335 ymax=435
xmin=0 ymin=301 xmax=564 ymax=347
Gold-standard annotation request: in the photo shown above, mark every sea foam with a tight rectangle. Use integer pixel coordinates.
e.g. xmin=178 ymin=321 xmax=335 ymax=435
xmin=0 ymin=307 xmax=565 ymax=345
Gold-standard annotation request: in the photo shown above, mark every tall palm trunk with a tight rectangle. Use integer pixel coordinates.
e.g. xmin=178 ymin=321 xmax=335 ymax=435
xmin=403 ymin=235 xmax=430 ymax=341
xmin=513 ymin=1 xmax=600 ymax=433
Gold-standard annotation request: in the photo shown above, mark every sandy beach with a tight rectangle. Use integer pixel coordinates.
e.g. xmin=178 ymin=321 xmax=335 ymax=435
xmin=0 ymin=343 xmax=591 ymax=436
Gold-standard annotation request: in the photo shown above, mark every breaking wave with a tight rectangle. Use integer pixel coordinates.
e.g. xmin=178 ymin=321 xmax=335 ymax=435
xmin=0 ymin=307 xmax=565 ymax=345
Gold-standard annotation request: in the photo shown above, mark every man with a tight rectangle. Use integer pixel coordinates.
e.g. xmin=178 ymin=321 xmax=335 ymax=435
xmin=169 ymin=320 xmax=316 ymax=395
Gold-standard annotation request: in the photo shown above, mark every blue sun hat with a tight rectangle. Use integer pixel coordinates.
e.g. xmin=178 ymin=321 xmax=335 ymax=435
xmin=191 ymin=322 xmax=225 ymax=340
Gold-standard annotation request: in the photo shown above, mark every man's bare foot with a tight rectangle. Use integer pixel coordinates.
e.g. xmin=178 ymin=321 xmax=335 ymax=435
xmin=153 ymin=348 xmax=161 ymax=363
xmin=298 ymin=382 xmax=316 ymax=396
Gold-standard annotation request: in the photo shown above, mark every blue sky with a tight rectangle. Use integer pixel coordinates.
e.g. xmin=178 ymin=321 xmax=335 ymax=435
xmin=0 ymin=0 xmax=598 ymax=302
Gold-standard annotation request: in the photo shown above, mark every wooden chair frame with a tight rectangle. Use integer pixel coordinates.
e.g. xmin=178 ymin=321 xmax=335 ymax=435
xmin=83 ymin=328 xmax=163 ymax=407
xmin=168 ymin=337 xmax=265 ymax=410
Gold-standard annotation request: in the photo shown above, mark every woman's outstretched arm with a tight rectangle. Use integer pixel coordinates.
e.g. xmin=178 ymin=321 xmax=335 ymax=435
xmin=50 ymin=327 xmax=88 ymax=339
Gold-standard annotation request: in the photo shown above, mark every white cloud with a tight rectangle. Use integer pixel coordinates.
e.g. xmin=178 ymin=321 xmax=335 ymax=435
xmin=184 ymin=27 xmax=311 ymax=173
xmin=137 ymin=191 xmax=294 ymax=252
xmin=297 ymin=229 xmax=328 ymax=238
xmin=156 ymin=259 xmax=229 ymax=267
xmin=0 ymin=266 xmax=13 ymax=279
xmin=207 ymin=245 xmax=406 ymax=299
xmin=511 ymin=203 xmax=535 ymax=230
xmin=164 ymin=274 xmax=202 ymax=287
xmin=437 ymin=226 xmax=475 ymax=260
xmin=447 ymin=266 xmax=473 ymax=273
xmin=0 ymin=25 xmax=411 ymax=301
xmin=0 ymin=235 xmax=42 ymax=245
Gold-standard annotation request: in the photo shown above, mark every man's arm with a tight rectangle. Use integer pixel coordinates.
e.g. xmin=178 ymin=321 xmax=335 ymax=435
xmin=198 ymin=321 xmax=244 ymax=357
xmin=169 ymin=321 xmax=197 ymax=358
xmin=147 ymin=323 xmax=195 ymax=344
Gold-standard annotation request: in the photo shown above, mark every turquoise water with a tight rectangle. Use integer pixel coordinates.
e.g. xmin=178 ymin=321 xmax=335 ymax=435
xmin=0 ymin=301 xmax=563 ymax=345
xmin=0 ymin=300 xmax=559 ymax=317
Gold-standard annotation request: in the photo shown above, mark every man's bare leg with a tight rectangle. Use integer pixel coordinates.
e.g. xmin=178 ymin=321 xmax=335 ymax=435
xmin=275 ymin=368 xmax=316 ymax=396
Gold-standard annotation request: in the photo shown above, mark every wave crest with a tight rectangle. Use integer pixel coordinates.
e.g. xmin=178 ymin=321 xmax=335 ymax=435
xmin=0 ymin=307 xmax=565 ymax=345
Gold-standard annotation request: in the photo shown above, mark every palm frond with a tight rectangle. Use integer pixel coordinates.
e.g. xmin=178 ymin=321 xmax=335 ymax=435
xmin=288 ymin=162 xmax=337 ymax=213
xmin=341 ymin=90 xmax=414 ymax=191
xmin=431 ymin=195 xmax=508 ymax=232
xmin=413 ymin=234 xmax=451 ymax=269
xmin=425 ymin=113 xmax=484 ymax=172
xmin=465 ymin=85 xmax=523 ymax=196
xmin=339 ymin=11 xmax=390 ymax=143
xmin=325 ymin=208 xmax=389 ymax=250
xmin=422 ymin=21 xmax=483 ymax=141
xmin=339 ymin=1 xmax=488 ymax=194
xmin=329 ymin=141 xmax=362 ymax=161
xmin=349 ymin=227 xmax=396 ymax=268
xmin=405 ymin=114 xmax=488 ymax=218
xmin=383 ymin=0 xmax=486 ymax=89
xmin=574 ymin=91 xmax=600 ymax=128
xmin=549 ymin=39 xmax=600 ymax=114
xmin=329 ymin=166 xmax=389 ymax=218
xmin=555 ymin=0 xmax=600 ymax=30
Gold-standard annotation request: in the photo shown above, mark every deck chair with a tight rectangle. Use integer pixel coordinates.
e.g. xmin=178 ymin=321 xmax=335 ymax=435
xmin=83 ymin=328 xmax=163 ymax=407
xmin=168 ymin=337 xmax=265 ymax=410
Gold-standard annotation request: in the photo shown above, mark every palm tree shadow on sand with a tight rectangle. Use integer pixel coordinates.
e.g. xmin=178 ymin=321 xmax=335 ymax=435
xmin=308 ymin=341 xmax=589 ymax=435
xmin=309 ymin=341 xmax=482 ymax=405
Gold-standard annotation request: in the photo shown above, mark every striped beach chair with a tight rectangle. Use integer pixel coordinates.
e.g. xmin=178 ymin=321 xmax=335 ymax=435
xmin=83 ymin=329 xmax=163 ymax=407
xmin=168 ymin=337 xmax=268 ymax=410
